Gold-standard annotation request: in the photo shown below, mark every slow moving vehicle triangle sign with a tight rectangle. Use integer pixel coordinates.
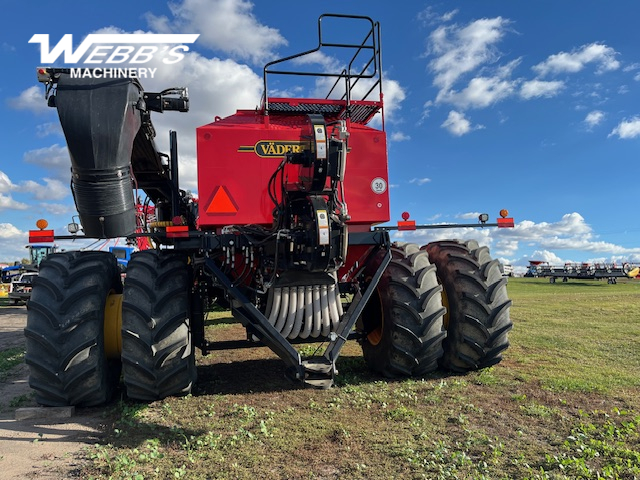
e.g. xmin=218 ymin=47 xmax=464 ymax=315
xmin=206 ymin=185 xmax=238 ymax=214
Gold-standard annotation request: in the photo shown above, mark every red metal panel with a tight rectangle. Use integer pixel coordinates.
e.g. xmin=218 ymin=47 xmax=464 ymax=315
xmin=196 ymin=109 xmax=390 ymax=229
xmin=497 ymin=217 xmax=515 ymax=228
xmin=29 ymin=230 xmax=54 ymax=243
xmin=340 ymin=123 xmax=390 ymax=226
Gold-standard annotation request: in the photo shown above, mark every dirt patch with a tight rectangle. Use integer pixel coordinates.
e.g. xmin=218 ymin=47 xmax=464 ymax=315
xmin=0 ymin=305 xmax=107 ymax=479
xmin=0 ymin=305 xmax=30 ymax=350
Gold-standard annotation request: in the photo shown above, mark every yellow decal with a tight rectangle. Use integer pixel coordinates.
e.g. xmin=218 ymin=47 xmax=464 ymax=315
xmin=238 ymin=140 xmax=309 ymax=158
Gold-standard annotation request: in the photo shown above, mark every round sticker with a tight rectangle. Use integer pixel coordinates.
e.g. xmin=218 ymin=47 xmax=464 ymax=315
xmin=371 ymin=177 xmax=387 ymax=194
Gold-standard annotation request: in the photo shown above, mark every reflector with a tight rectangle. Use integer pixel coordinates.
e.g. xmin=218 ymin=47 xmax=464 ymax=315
xmin=206 ymin=186 xmax=238 ymax=214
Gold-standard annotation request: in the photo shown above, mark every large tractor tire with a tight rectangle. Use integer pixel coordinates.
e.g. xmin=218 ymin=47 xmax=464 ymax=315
xmin=24 ymin=251 xmax=122 ymax=407
xmin=121 ymin=250 xmax=196 ymax=401
xmin=424 ymin=240 xmax=512 ymax=372
xmin=360 ymin=243 xmax=447 ymax=377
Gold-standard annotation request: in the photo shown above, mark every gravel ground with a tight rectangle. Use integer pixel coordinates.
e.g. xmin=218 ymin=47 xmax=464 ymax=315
xmin=0 ymin=304 xmax=106 ymax=479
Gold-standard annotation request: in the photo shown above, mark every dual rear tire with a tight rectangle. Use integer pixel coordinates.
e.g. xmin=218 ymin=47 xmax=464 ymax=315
xmin=121 ymin=251 xmax=197 ymax=401
xmin=425 ymin=240 xmax=513 ymax=372
xmin=360 ymin=244 xmax=447 ymax=377
xmin=25 ymin=250 xmax=196 ymax=406
xmin=25 ymin=252 xmax=123 ymax=407
xmin=360 ymin=240 xmax=512 ymax=377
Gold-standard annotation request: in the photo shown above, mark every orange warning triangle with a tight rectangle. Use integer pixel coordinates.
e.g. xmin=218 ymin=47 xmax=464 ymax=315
xmin=206 ymin=186 xmax=238 ymax=214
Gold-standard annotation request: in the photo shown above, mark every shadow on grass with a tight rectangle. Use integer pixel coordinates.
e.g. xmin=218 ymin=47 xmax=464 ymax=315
xmin=191 ymin=354 xmax=452 ymax=396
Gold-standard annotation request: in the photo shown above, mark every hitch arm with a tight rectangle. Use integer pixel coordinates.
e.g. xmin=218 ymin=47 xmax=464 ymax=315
xmin=324 ymin=246 xmax=391 ymax=364
xmin=204 ymin=259 xmax=304 ymax=377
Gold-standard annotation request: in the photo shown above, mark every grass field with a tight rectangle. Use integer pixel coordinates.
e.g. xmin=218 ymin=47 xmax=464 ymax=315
xmin=19 ymin=278 xmax=640 ymax=478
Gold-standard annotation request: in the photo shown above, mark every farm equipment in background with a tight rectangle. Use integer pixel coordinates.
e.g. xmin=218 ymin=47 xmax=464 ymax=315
xmin=526 ymin=260 xmax=640 ymax=284
xmin=26 ymin=14 xmax=513 ymax=407
xmin=1 ymin=223 xmax=58 ymax=301
xmin=8 ymin=272 xmax=38 ymax=305
xmin=109 ymin=246 xmax=135 ymax=274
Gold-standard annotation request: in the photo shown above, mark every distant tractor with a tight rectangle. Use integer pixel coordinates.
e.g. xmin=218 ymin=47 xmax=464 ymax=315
xmin=8 ymin=272 xmax=38 ymax=305
xmin=109 ymin=246 xmax=135 ymax=274
xmin=26 ymin=14 xmax=513 ymax=407
xmin=1 ymin=222 xmax=57 ymax=302
xmin=24 ymin=244 xmax=57 ymax=271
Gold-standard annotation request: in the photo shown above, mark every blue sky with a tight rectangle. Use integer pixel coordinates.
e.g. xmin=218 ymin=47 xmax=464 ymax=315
xmin=1 ymin=0 xmax=640 ymax=272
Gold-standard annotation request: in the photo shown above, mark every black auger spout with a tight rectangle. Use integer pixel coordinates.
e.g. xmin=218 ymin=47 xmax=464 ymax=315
xmin=54 ymin=76 xmax=142 ymax=238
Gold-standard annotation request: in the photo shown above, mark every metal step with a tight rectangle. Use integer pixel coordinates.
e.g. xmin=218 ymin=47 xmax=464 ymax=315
xmin=302 ymin=356 xmax=334 ymax=389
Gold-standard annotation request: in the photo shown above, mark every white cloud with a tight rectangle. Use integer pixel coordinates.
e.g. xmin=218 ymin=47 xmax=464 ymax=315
xmin=494 ymin=238 xmax=519 ymax=257
xmin=23 ymin=144 xmax=71 ymax=180
xmin=0 ymin=223 xmax=23 ymax=239
xmin=409 ymin=177 xmax=431 ymax=185
xmin=527 ymin=250 xmax=566 ymax=264
xmin=0 ymin=169 xmax=70 ymax=209
xmin=375 ymin=79 xmax=406 ymax=123
xmin=441 ymin=110 xmax=483 ymax=136
xmin=391 ymin=212 xmax=640 ymax=269
xmin=500 ymin=213 xmax=640 ymax=255
xmin=38 ymin=202 xmax=74 ymax=215
xmin=608 ymin=116 xmax=640 ymax=139
xmin=444 ymin=75 xmax=516 ymax=109
xmin=36 ymin=122 xmax=63 ymax=138
xmin=0 ymin=171 xmax=14 ymax=193
xmin=291 ymin=50 xmax=341 ymax=72
xmin=0 ymin=194 xmax=28 ymax=211
xmin=533 ymin=43 xmax=620 ymax=77
xmin=20 ymin=178 xmax=69 ymax=201
xmin=145 ymin=0 xmax=287 ymax=65
xmin=455 ymin=212 xmax=483 ymax=220
xmin=427 ymin=16 xmax=511 ymax=102
xmin=520 ymin=79 xmax=564 ymax=99
xmin=421 ymin=100 xmax=433 ymax=121
xmin=390 ymin=132 xmax=410 ymax=142
xmin=418 ymin=7 xmax=459 ymax=26
xmin=7 ymin=85 xmax=50 ymax=113
xmin=0 ymin=171 xmax=28 ymax=210
xmin=441 ymin=10 xmax=459 ymax=22
xmin=0 ymin=224 xmax=28 ymax=263
xmin=584 ymin=110 xmax=605 ymax=129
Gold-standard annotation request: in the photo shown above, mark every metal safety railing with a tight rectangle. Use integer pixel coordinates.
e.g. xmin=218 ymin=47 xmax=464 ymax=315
xmin=262 ymin=14 xmax=383 ymax=124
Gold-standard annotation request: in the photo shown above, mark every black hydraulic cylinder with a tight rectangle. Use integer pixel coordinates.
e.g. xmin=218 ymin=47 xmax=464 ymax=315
xmin=55 ymin=76 xmax=142 ymax=238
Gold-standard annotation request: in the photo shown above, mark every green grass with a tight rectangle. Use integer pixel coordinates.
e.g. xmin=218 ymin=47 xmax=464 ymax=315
xmin=507 ymin=278 xmax=640 ymax=393
xmin=74 ymin=277 xmax=640 ymax=479
xmin=0 ymin=347 xmax=25 ymax=382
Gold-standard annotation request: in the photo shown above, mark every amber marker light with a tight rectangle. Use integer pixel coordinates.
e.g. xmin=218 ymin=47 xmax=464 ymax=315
xmin=35 ymin=219 xmax=49 ymax=230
